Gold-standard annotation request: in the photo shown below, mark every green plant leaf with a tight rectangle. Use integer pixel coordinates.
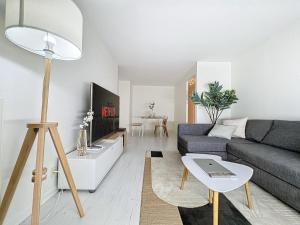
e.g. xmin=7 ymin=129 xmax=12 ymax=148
xmin=191 ymin=81 xmax=239 ymax=124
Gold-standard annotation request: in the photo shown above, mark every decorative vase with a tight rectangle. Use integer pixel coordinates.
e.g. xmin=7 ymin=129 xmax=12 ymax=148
xmin=77 ymin=129 xmax=88 ymax=156
xmin=150 ymin=109 xmax=155 ymax=117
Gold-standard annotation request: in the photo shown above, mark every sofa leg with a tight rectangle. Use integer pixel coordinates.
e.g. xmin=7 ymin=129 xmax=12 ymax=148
xmin=180 ymin=167 xmax=189 ymax=190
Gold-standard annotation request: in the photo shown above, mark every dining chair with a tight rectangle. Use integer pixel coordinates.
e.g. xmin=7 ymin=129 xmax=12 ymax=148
xmin=131 ymin=123 xmax=143 ymax=136
xmin=154 ymin=116 xmax=169 ymax=137
xmin=130 ymin=117 xmax=144 ymax=136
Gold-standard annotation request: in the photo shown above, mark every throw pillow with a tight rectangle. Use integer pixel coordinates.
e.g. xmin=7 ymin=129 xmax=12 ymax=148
xmin=222 ymin=117 xmax=248 ymax=138
xmin=208 ymin=124 xmax=237 ymax=140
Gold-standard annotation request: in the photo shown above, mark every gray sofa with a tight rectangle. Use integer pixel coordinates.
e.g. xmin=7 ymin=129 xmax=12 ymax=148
xmin=177 ymin=120 xmax=300 ymax=211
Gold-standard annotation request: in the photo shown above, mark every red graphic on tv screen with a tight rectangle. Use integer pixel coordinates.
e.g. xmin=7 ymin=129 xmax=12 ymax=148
xmin=102 ymin=106 xmax=116 ymax=118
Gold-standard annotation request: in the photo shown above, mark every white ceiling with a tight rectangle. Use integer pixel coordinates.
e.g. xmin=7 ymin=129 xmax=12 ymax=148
xmin=3 ymin=0 xmax=300 ymax=85
xmin=73 ymin=0 xmax=300 ymax=85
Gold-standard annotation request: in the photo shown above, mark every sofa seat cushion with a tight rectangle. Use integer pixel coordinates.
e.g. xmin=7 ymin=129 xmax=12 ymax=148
xmin=178 ymin=135 xmax=230 ymax=152
xmin=227 ymin=142 xmax=300 ymax=188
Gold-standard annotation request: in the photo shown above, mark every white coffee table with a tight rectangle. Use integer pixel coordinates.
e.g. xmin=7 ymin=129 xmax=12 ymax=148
xmin=180 ymin=154 xmax=253 ymax=225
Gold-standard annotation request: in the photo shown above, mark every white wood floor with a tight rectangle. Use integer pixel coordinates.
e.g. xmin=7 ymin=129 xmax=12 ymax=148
xmin=21 ymin=131 xmax=177 ymax=225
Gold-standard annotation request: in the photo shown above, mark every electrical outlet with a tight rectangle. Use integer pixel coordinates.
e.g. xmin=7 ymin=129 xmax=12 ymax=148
xmin=51 ymin=167 xmax=59 ymax=175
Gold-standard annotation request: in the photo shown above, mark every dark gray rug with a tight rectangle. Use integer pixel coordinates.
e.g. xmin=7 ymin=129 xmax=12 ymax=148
xmin=178 ymin=194 xmax=251 ymax=225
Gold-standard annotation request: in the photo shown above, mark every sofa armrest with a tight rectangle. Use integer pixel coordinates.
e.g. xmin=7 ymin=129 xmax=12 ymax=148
xmin=178 ymin=124 xmax=213 ymax=136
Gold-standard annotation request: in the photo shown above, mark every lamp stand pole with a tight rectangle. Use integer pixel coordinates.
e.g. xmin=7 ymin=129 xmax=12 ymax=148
xmin=0 ymin=58 xmax=85 ymax=225
xmin=41 ymin=58 xmax=52 ymax=123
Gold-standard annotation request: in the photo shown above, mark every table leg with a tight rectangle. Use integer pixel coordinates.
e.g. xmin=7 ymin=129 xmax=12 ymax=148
xmin=180 ymin=167 xmax=189 ymax=190
xmin=159 ymin=119 xmax=163 ymax=137
xmin=209 ymin=189 xmax=213 ymax=204
xmin=244 ymin=182 xmax=253 ymax=209
xmin=213 ymin=191 xmax=219 ymax=225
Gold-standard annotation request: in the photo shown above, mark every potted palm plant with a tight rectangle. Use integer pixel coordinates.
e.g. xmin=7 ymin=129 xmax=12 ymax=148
xmin=191 ymin=81 xmax=238 ymax=125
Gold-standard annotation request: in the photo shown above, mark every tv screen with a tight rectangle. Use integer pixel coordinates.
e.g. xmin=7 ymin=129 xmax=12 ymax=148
xmin=90 ymin=82 xmax=119 ymax=143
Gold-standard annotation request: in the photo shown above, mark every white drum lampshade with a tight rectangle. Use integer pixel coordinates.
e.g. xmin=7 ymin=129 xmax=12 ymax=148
xmin=5 ymin=0 xmax=83 ymax=60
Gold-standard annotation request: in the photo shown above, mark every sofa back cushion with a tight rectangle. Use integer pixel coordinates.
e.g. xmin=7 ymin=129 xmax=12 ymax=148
xmin=178 ymin=124 xmax=213 ymax=136
xmin=262 ymin=120 xmax=300 ymax=153
xmin=245 ymin=120 xmax=273 ymax=142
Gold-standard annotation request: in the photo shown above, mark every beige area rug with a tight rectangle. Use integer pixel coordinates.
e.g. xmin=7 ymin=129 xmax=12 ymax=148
xmin=140 ymin=158 xmax=183 ymax=225
xmin=151 ymin=151 xmax=300 ymax=225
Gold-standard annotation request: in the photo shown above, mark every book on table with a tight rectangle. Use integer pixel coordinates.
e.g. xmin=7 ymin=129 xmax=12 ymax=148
xmin=193 ymin=159 xmax=236 ymax=178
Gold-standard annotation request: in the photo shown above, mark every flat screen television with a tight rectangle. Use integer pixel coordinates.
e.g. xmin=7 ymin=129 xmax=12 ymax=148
xmin=90 ymin=82 xmax=119 ymax=144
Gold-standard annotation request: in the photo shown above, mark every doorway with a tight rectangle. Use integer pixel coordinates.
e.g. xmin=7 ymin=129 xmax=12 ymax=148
xmin=187 ymin=77 xmax=196 ymax=124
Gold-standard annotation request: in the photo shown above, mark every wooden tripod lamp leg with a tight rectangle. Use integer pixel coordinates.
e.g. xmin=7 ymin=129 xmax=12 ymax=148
xmin=49 ymin=127 xmax=84 ymax=217
xmin=31 ymin=128 xmax=46 ymax=225
xmin=0 ymin=128 xmax=37 ymax=225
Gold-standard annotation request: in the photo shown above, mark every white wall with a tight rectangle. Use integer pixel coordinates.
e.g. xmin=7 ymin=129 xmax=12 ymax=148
xmin=231 ymin=19 xmax=300 ymax=120
xmin=0 ymin=12 xmax=118 ymax=225
xmin=174 ymin=81 xmax=187 ymax=124
xmin=174 ymin=65 xmax=197 ymax=124
xmin=119 ymin=80 xmax=131 ymax=131
xmin=196 ymin=62 xmax=231 ymax=123
xmin=0 ymin=99 xmax=3 ymax=197
xmin=131 ymin=85 xmax=175 ymax=130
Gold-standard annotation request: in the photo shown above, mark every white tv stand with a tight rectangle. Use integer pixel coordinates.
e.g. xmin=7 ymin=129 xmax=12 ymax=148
xmin=58 ymin=135 xmax=124 ymax=192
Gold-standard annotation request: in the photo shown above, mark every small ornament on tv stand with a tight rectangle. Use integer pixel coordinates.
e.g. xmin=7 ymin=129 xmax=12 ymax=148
xmin=77 ymin=109 xmax=94 ymax=156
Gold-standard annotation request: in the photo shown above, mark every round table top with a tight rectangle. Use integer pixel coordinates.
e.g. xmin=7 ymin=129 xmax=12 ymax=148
xmin=182 ymin=154 xmax=253 ymax=193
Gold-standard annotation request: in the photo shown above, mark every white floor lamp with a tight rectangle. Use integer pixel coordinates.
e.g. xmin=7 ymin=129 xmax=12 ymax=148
xmin=0 ymin=0 xmax=85 ymax=224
